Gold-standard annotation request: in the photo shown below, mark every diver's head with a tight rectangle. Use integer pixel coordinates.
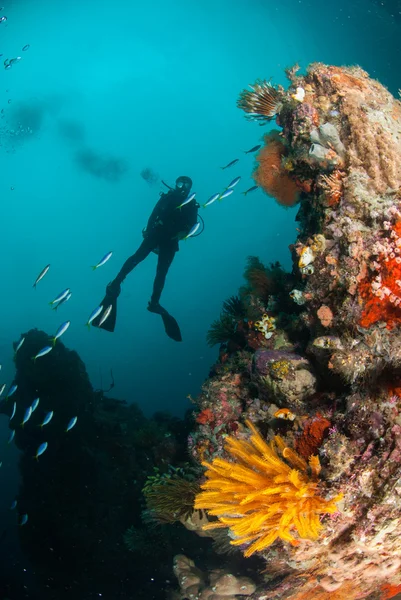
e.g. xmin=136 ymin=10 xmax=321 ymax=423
xmin=175 ymin=175 xmax=192 ymax=194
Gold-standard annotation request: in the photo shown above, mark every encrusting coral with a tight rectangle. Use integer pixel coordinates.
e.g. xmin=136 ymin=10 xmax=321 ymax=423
xmin=194 ymin=420 xmax=342 ymax=557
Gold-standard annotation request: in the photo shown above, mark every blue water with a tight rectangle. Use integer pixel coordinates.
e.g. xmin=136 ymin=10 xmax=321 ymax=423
xmin=0 ymin=0 xmax=400 ymax=595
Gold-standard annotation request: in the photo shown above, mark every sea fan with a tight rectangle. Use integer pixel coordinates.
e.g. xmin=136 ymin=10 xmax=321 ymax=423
xmin=254 ymin=133 xmax=300 ymax=207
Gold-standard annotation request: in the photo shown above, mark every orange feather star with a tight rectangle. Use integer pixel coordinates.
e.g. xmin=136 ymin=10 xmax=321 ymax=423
xmin=194 ymin=420 xmax=342 ymax=557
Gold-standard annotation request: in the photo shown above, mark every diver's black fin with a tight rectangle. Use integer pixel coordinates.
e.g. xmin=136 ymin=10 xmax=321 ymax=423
xmin=161 ymin=311 xmax=182 ymax=342
xmin=92 ymin=295 xmax=117 ymax=333
xmin=148 ymin=303 xmax=182 ymax=341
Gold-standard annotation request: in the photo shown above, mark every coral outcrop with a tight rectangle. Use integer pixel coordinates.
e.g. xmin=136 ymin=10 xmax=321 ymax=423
xmin=183 ymin=64 xmax=401 ymax=600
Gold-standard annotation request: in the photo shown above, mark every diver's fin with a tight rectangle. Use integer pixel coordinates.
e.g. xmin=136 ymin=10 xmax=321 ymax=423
xmin=92 ymin=295 xmax=117 ymax=332
xmin=161 ymin=311 xmax=182 ymax=342
xmin=148 ymin=303 xmax=182 ymax=341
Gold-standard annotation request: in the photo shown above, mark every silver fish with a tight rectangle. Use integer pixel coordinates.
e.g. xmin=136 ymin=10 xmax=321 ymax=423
xmin=35 ymin=442 xmax=48 ymax=460
xmin=184 ymin=223 xmax=200 ymax=240
xmin=98 ymin=305 xmax=113 ymax=327
xmin=32 ymin=346 xmax=52 ymax=361
xmin=40 ymin=411 xmax=53 ymax=427
xmin=242 ymin=185 xmax=259 ymax=196
xmin=177 ymin=193 xmax=196 ymax=209
xmin=31 ymin=397 xmax=40 ymax=412
xmin=86 ymin=305 xmax=103 ymax=328
xmin=10 ymin=401 xmax=16 ymax=421
xmin=226 ymin=176 xmax=241 ymax=189
xmin=219 ymin=188 xmax=234 ymax=200
xmin=243 ymin=144 xmax=261 ymax=154
xmin=202 ymin=193 xmax=220 ymax=208
xmin=8 ymin=429 xmax=15 ymax=444
xmin=49 ymin=288 xmax=70 ymax=306
xmin=6 ymin=384 xmax=17 ymax=399
xmin=66 ymin=416 xmax=78 ymax=432
xmin=92 ymin=251 xmax=112 ymax=270
xmin=19 ymin=514 xmax=28 ymax=526
xmin=14 ymin=337 xmax=25 ymax=354
xmin=33 ymin=264 xmax=50 ymax=288
xmin=50 ymin=321 xmax=70 ymax=345
xmin=52 ymin=291 xmax=72 ymax=311
xmin=221 ymin=158 xmax=239 ymax=170
xmin=21 ymin=406 xmax=32 ymax=427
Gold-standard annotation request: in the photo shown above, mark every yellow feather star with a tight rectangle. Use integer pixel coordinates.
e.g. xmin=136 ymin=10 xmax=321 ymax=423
xmin=194 ymin=420 xmax=342 ymax=557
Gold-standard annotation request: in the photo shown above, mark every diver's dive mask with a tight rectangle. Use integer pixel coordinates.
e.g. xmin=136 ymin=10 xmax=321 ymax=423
xmin=175 ymin=176 xmax=192 ymax=194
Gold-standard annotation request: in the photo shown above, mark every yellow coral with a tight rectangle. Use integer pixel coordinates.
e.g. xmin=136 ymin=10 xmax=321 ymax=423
xmin=270 ymin=360 xmax=290 ymax=379
xmin=194 ymin=420 xmax=342 ymax=557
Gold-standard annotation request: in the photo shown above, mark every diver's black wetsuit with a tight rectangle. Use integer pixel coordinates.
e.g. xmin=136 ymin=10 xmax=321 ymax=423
xmin=113 ymin=188 xmax=198 ymax=304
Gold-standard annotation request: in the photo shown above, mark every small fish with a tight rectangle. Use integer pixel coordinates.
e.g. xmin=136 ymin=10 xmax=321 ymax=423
xmin=66 ymin=416 xmax=78 ymax=432
xmin=22 ymin=44 xmax=30 ymax=51
xmin=19 ymin=514 xmax=28 ymax=526
xmin=92 ymin=251 xmax=113 ymax=270
xmin=10 ymin=499 xmax=17 ymax=510
xmin=98 ymin=305 xmax=113 ymax=327
xmin=9 ymin=57 xmax=21 ymax=65
xmin=242 ymin=185 xmax=259 ymax=196
xmin=10 ymin=401 xmax=16 ymax=421
xmin=226 ymin=176 xmax=241 ymax=190
xmin=21 ymin=406 xmax=32 ymax=427
xmin=14 ymin=337 xmax=25 ymax=354
xmin=0 ymin=383 xmax=6 ymax=397
xmin=176 ymin=193 xmax=196 ymax=209
xmin=33 ymin=264 xmax=50 ymax=289
xmin=40 ymin=411 xmax=54 ymax=428
xmin=183 ymin=223 xmax=200 ymax=240
xmin=7 ymin=429 xmax=15 ymax=444
xmin=50 ymin=321 xmax=70 ymax=345
xmin=221 ymin=159 xmax=239 ymax=170
xmin=32 ymin=346 xmax=53 ymax=362
xmin=31 ymin=397 xmax=40 ymax=412
xmin=85 ymin=305 xmax=103 ymax=329
xmin=52 ymin=291 xmax=72 ymax=311
xmin=219 ymin=188 xmax=234 ymax=201
xmin=202 ymin=193 xmax=220 ymax=208
xmin=49 ymin=288 xmax=70 ymax=306
xmin=243 ymin=144 xmax=261 ymax=154
xmin=6 ymin=384 xmax=17 ymax=399
xmin=34 ymin=442 xmax=48 ymax=460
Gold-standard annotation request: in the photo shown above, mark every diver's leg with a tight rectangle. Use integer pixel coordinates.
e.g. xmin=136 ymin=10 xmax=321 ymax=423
xmin=114 ymin=236 xmax=156 ymax=285
xmin=148 ymin=243 xmax=176 ymax=310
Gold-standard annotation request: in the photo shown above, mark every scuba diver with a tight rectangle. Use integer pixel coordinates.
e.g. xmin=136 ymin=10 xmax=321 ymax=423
xmin=92 ymin=176 xmax=200 ymax=341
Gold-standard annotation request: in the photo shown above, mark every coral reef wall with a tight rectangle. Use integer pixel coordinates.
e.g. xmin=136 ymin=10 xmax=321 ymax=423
xmin=184 ymin=64 xmax=401 ymax=600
